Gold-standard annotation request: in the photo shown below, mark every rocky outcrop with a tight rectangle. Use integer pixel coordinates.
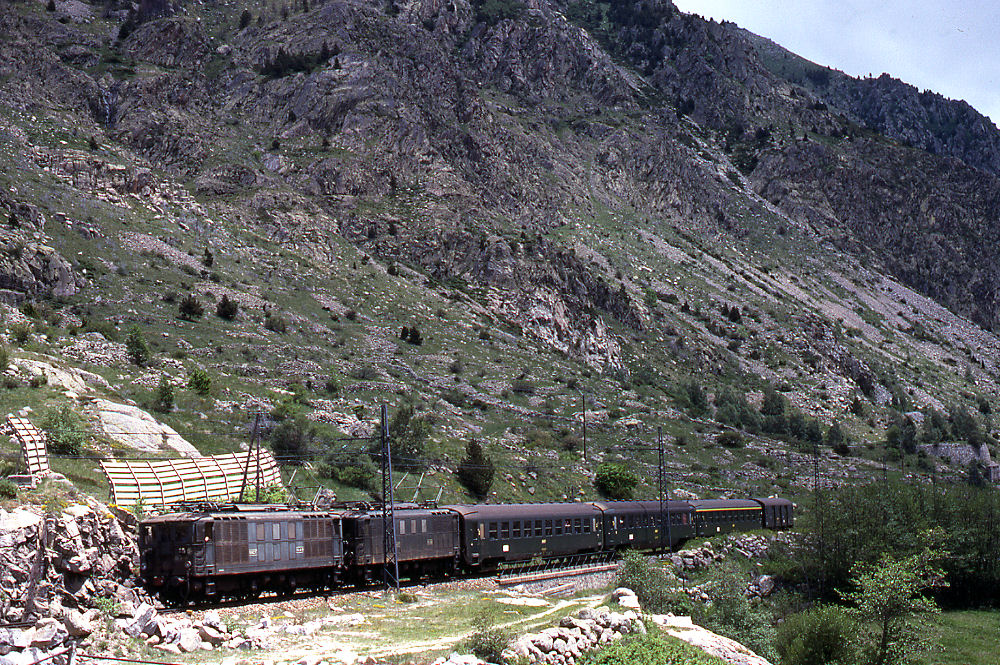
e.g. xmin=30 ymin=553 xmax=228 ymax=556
xmin=84 ymin=398 xmax=201 ymax=457
xmin=650 ymin=615 xmax=773 ymax=665
xmin=502 ymin=604 xmax=647 ymax=664
xmin=0 ymin=499 xmax=142 ymax=624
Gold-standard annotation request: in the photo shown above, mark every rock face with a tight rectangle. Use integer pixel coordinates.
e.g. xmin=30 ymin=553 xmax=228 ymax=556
xmin=650 ymin=615 xmax=773 ymax=665
xmin=85 ymin=398 xmax=200 ymax=457
xmin=0 ymin=499 xmax=141 ymax=624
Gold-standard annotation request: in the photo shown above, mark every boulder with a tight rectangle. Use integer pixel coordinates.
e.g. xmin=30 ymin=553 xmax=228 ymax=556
xmin=757 ymin=575 xmax=776 ymax=597
xmin=177 ymin=627 xmax=203 ymax=653
xmin=198 ymin=623 xmax=227 ymax=646
xmin=64 ymin=609 xmax=95 ymax=638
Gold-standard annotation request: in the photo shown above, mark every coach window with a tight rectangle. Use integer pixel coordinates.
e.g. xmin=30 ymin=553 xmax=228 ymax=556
xmin=535 ymin=520 xmax=543 ymax=537
xmin=489 ymin=522 xmax=498 ymax=540
xmin=554 ymin=520 xmax=562 ymax=536
xmin=478 ymin=523 xmax=486 ymax=539
xmin=422 ymin=519 xmax=428 ymax=533
xmin=544 ymin=520 xmax=553 ymax=536
xmin=513 ymin=522 xmax=521 ymax=538
xmin=501 ymin=522 xmax=510 ymax=539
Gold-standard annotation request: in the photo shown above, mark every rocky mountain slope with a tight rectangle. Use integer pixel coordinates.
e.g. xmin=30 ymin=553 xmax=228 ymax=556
xmin=0 ymin=0 xmax=999 ymax=504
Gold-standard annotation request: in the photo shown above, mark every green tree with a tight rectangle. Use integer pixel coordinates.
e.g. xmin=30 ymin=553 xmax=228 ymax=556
xmin=826 ymin=421 xmax=846 ymax=451
xmin=216 ymin=294 xmax=239 ymax=320
xmin=187 ymin=368 xmax=211 ymax=395
xmin=124 ymin=325 xmax=150 ymax=365
xmin=269 ymin=415 xmax=315 ymax=464
xmin=595 ymin=462 xmax=637 ymax=500
xmin=456 ymin=439 xmax=495 ymax=499
xmin=382 ymin=404 xmax=431 ymax=471
xmin=842 ymin=535 xmax=948 ymax=665
xmin=178 ymin=293 xmax=204 ymax=320
xmin=154 ymin=375 xmax=174 ymax=412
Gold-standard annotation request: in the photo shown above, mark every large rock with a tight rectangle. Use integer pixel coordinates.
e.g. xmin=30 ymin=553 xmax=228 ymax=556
xmin=176 ymin=627 xmax=203 ymax=653
xmin=64 ymin=609 xmax=95 ymax=638
xmin=650 ymin=615 xmax=773 ymax=665
xmin=86 ymin=398 xmax=200 ymax=457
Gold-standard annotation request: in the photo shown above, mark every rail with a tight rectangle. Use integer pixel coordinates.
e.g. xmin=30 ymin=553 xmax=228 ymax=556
xmin=497 ymin=551 xmax=619 ymax=586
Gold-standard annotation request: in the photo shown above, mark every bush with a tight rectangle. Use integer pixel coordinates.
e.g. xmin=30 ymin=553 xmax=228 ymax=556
xmin=240 ymin=484 xmax=287 ymax=503
xmin=10 ymin=323 xmax=32 ymax=346
xmin=579 ymin=629 xmax=726 ymax=665
xmin=319 ymin=453 xmax=376 ymax=490
xmin=187 ymin=368 xmax=211 ymax=395
xmin=716 ymin=431 xmax=744 ymax=448
xmin=456 ymin=439 xmax=494 ymax=499
xmin=264 ymin=312 xmax=287 ymax=333
xmin=616 ymin=551 xmax=690 ymax=615
xmin=269 ymin=416 xmax=315 ymax=463
xmin=459 ymin=609 xmax=512 ymax=663
xmin=154 ymin=376 xmax=174 ymax=412
xmin=324 ymin=375 xmax=340 ymax=395
xmin=216 ymin=294 xmax=239 ymax=320
xmin=178 ymin=293 xmax=204 ymax=319
xmin=43 ymin=406 xmax=88 ymax=455
xmin=595 ymin=462 xmax=637 ymax=500
xmin=774 ymin=605 xmax=857 ymax=665
xmin=125 ymin=325 xmax=150 ymax=365
xmin=0 ymin=478 xmax=17 ymax=499
xmin=693 ymin=561 xmax=777 ymax=661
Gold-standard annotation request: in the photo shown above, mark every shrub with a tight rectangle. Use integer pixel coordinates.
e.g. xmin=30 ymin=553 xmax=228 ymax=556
xmin=187 ymin=368 xmax=211 ymax=395
xmin=511 ymin=378 xmax=535 ymax=394
xmin=774 ymin=605 xmax=857 ymax=665
xmin=216 ymin=294 xmax=239 ymax=320
xmin=264 ymin=312 xmax=287 ymax=332
xmin=372 ymin=404 xmax=431 ymax=471
xmin=154 ymin=376 xmax=174 ymax=412
xmin=716 ymin=431 xmax=744 ymax=448
xmin=319 ymin=453 xmax=376 ymax=490
xmin=239 ymin=8 xmax=252 ymax=27
xmin=324 ymin=376 xmax=340 ymax=395
xmin=459 ymin=609 xmax=512 ymax=663
xmin=456 ymin=439 xmax=494 ymax=499
xmin=616 ymin=551 xmax=690 ymax=614
xmin=178 ymin=293 xmax=204 ymax=319
xmin=240 ymin=484 xmax=287 ymax=503
xmin=269 ymin=416 xmax=315 ymax=463
xmin=0 ymin=478 xmax=17 ymax=499
xmin=579 ymin=629 xmax=726 ymax=665
xmin=43 ymin=406 xmax=87 ymax=455
xmin=10 ymin=323 xmax=32 ymax=346
xmin=125 ymin=325 xmax=150 ymax=365
xmin=693 ymin=562 xmax=777 ymax=661
xmin=595 ymin=462 xmax=637 ymax=500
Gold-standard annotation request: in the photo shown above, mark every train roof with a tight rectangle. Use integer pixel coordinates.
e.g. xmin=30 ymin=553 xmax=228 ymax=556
xmin=752 ymin=497 xmax=793 ymax=507
xmin=141 ymin=507 xmax=347 ymax=524
xmin=444 ymin=502 xmax=602 ymax=519
xmin=589 ymin=500 xmax=694 ymax=512
xmin=688 ymin=499 xmax=761 ymax=510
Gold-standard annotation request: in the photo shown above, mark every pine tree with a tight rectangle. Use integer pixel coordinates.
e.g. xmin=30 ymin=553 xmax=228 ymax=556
xmin=456 ymin=439 xmax=494 ymax=499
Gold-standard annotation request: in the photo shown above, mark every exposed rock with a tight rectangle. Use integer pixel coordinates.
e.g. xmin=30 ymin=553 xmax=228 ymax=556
xmin=85 ymin=398 xmax=200 ymax=457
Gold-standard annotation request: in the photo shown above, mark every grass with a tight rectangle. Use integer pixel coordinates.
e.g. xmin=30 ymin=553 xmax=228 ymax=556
xmin=915 ymin=611 xmax=1000 ymax=665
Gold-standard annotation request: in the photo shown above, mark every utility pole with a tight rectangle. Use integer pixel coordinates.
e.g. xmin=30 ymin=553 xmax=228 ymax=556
xmin=380 ymin=404 xmax=400 ymax=590
xmin=239 ymin=413 xmax=261 ymax=503
xmin=582 ymin=393 xmax=587 ymax=462
xmin=657 ymin=427 xmax=669 ymax=552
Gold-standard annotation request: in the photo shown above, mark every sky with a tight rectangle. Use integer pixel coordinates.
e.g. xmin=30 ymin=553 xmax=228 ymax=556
xmin=671 ymin=0 xmax=1000 ymax=125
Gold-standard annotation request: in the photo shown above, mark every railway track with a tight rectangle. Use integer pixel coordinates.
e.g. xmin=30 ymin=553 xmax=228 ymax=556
xmin=156 ymin=553 xmax=626 ymax=612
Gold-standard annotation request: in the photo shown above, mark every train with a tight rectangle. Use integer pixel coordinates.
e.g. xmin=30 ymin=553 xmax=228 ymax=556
xmin=139 ymin=497 xmax=793 ymax=602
